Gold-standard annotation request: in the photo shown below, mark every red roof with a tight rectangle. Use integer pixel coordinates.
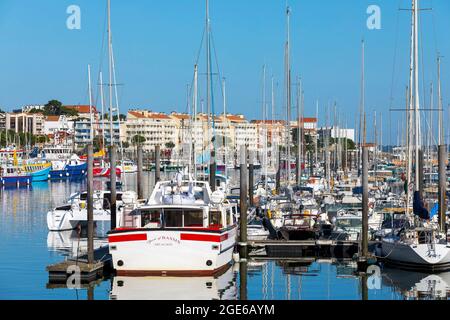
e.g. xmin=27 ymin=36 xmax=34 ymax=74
xmin=65 ymin=105 xmax=98 ymax=114
xmin=252 ymin=120 xmax=286 ymax=125
xmin=128 ymin=111 xmax=171 ymax=120
xmin=46 ymin=115 xmax=60 ymax=121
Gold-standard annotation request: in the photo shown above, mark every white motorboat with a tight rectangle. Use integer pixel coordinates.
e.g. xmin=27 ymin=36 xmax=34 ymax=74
xmin=46 ymin=190 xmax=135 ymax=231
xmin=107 ymin=178 xmax=238 ymax=276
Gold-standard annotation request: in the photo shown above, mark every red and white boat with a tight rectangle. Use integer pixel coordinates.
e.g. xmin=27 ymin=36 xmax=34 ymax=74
xmin=108 ymin=178 xmax=238 ymax=276
xmin=93 ymin=159 xmax=122 ymax=177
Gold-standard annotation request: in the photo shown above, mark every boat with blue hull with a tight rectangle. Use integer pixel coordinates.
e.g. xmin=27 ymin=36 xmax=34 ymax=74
xmin=0 ymin=166 xmax=31 ymax=187
xmin=22 ymin=161 xmax=52 ymax=182
xmin=50 ymin=162 xmax=87 ymax=180
xmin=30 ymin=166 xmax=52 ymax=182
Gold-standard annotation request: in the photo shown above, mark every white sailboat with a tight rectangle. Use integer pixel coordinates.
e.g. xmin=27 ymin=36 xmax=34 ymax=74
xmin=380 ymin=0 xmax=450 ymax=272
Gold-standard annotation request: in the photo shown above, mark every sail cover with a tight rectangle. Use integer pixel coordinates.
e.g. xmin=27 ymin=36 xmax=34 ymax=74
xmin=413 ymin=191 xmax=430 ymax=220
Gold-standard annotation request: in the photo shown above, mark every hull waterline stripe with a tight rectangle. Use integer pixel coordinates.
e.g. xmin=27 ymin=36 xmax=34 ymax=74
xmin=109 ymin=233 xmax=147 ymax=243
xmin=181 ymin=233 xmax=229 ymax=242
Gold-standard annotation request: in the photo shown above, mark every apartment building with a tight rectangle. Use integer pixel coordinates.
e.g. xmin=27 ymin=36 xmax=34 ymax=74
xmin=125 ymin=110 xmax=178 ymax=152
xmin=5 ymin=112 xmax=45 ymax=135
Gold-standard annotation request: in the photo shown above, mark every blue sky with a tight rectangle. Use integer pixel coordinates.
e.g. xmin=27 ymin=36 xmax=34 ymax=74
xmin=0 ymin=0 xmax=449 ymax=144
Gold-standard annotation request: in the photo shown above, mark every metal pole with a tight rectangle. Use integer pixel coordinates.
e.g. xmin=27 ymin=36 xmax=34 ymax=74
xmin=239 ymin=146 xmax=248 ymax=259
xmin=137 ymin=145 xmax=144 ymax=199
xmin=109 ymin=145 xmax=117 ymax=230
xmin=155 ymin=145 xmax=161 ymax=183
xmin=87 ymin=144 xmax=94 ymax=264
xmin=361 ymin=146 xmax=369 ymax=258
xmin=439 ymin=145 xmax=447 ymax=233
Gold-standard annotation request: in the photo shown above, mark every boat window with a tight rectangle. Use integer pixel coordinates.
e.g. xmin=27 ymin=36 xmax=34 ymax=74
xmin=164 ymin=209 xmax=183 ymax=228
xmin=209 ymin=210 xmax=222 ymax=229
xmin=80 ymin=193 xmax=87 ymax=201
xmin=141 ymin=209 xmax=161 ymax=228
xmin=183 ymin=209 xmax=204 ymax=227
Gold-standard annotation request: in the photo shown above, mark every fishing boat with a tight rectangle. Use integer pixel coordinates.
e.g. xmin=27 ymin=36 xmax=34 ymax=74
xmin=49 ymin=155 xmax=87 ymax=180
xmin=22 ymin=159 xmax=52 ymax=182
xmin=108 ymin=177 xmax=238 ymax=276
xmin=41 ymin=145 xmax=73 ymax=161
xmin=0 ymin=165 xmax=31 ymax=187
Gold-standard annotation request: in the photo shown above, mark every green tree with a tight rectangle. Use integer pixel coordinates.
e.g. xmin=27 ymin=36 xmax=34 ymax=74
xmin=43 ymin=100 xmax=79 ymax=117
xmin=132 ymin=135 xmax=146 ymax=145
xmin=44 ymin=100 xmax=63 ymax=115
xmin=165 ymin=141 xmax=175 ymax=149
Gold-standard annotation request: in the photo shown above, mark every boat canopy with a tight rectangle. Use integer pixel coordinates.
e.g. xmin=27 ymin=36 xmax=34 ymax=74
xmin=413 ymin=191 xmax=430 ymax=220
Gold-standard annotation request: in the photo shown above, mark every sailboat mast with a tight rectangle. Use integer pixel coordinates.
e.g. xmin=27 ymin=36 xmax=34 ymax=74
xmin=193 ymin=65 xmax=198 ymax=178
xmin=358 ymin=40 xmax=365 ymax=177
xmin=437 ymin=55 xmax=443 ymax=145
xmin=99 ymin=71 xmax=105 ymax=149
xmin=413 ymin=0 xmax=421 ymax=191
xmin=222 ymin=77 xmax=227 ymax=177
xmin=88 ymin=64 xmax=94 ymax=142
xmin=285 ymin=5 xmax=292 ymax=186
xmin=107 ymin=0 xmax=114 ymax=146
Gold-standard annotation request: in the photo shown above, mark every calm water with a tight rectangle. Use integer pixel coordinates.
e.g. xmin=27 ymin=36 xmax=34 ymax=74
xmin=0 ymin=172 xmax=449 ymax=300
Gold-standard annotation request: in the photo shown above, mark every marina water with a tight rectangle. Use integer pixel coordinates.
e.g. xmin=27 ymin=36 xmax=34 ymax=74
xmin=0 ymin=172 xmax=447 ymax=300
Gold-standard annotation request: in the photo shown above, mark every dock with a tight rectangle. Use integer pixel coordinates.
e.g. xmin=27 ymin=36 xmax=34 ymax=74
xmin=46 ymin=245 xmax=112 ymax=284
xmin=248 ymin=239 xmax=380 ymax=259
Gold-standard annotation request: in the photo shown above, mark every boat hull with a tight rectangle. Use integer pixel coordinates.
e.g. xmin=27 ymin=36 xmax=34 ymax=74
xmin=30 ymin=166 xmax=51 ymax=182
xmin=108 ymin=227 xmax=237 ymax=276
xmin=381 ymin=239 xmax=450 ymax=272
xmin=0 ymin=175 xmax=31 ymax=187
xmin=49 ymin=163 xmax=87 ymax=180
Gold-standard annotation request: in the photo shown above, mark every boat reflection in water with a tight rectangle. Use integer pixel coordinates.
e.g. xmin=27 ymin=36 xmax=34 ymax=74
xmin=109 ymin=264 xmax=238 ymax=300
xmin=47 ymin=227 xmax=109 ymax=258
xmin=383 ymin=267 xmax=450 ymax=300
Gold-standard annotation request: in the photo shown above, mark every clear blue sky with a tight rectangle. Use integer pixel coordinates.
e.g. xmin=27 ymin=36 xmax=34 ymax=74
xmin=0 ymin=0 xmax=449 ymax=144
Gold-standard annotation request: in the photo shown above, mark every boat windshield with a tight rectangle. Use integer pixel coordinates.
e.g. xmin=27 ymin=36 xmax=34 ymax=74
xmin=140 ymin=208 xmax=204 ymax=228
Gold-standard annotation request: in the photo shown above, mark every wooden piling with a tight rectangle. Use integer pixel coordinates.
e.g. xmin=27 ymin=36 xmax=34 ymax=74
xmin=239 ymin=146 xmax=248 ymax=259
xmin=209 ymin=157 xmax=216 ymax=192
xmin=87 ymin=144 xmax=94 ymax=265
xmin=248 ymin=151 xmax=254 ymax=207
xmin=438 ymin=145 xmax=447 ymax=233
xmin=137 ymin=145 xmax=144 ymax=199
xmin=276 ymin=146 xmax=281 ymax=193
xmin=155 ymin=145 xmax=161 ymax=183
xmin=109 ymin=145 xmax=117 ymax=230
xmin=361 ymin=146 xmax=369 ymax=258
xmin=239 ymin=260 xmax=248 ymax=300
xmin=296 ymin=153 xmax=300 ymax=186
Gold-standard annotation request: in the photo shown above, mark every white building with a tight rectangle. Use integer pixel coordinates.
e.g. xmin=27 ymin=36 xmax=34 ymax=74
xmin=43 ymin=115 xmax=74 ymax=135
xmin=125 ymin=110 xmax=178 ymax=151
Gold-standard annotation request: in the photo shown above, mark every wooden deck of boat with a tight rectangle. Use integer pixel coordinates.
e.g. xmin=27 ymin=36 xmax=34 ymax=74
xmin=46 ymin=245 xmax=112 ymax=283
